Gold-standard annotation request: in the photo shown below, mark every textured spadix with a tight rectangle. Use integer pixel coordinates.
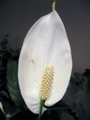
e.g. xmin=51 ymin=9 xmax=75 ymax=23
xmin=18 ymin=9 xmax=72 ymax=114
xmin=40 ymin=64 xmax=54 ymax=100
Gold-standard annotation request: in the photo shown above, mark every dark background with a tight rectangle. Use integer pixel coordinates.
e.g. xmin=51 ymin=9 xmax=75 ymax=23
xmin=0 ymin=0 xmax=90 ymax=120
xmin=0 ymin=0 xmax=90 ymax=73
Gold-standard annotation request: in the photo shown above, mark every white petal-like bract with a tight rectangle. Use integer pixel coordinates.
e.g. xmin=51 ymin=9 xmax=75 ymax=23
xmin=18 ymin=10 xmax=72 ymax=114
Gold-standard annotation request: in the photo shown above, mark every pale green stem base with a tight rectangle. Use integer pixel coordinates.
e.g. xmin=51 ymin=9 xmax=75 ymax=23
xmin=38 ymin=98 xmax=45 ymax=120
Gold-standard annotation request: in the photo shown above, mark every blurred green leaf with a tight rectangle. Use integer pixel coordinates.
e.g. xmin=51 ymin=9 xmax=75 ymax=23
xmin=71 ymin=102 xmax=85 ymax=120
xmin=0 ymin=102 xmax=4 ymax=114
xmin=42 ymin=109 xmax=61 ymax=120
xmin=84 ymin=69 xmax=90 ymax=79
xmin=45 ymin=100 xmax=70 ymax=113
xmin=44 ymin=100 xmax=85 ymax=120
xmin=71 ymin=72 xmax=84 ymax=86
xmin=0 ymin=91 xmax=9 ymax=99
xmin=0 ymin=34 xmax=9 ymax=49
xmin=83 ymin=69 xmax=90 ymax=86
xmin=7 ymin=61 xmax=26 ymax=108
xmin=0 ymin=93 xmax=21 ymax=120
xmin=44 ymin=100 xmax=70 ymax=120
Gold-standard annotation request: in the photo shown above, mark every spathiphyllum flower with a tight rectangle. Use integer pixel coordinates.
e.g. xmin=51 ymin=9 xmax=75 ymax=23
xmin=18 ymin=2 xmax=72 ymax=118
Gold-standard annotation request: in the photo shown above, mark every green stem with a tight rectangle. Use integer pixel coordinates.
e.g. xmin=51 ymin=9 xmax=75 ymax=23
xmin=38 ymin=98 xmax=45 ymax=120
xmin=52 ymin=1 xmax=56 ymax=10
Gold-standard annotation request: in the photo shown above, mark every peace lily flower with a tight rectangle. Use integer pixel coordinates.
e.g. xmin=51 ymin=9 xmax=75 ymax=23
xmin=18 ymin=2 xmax=72 ymax=118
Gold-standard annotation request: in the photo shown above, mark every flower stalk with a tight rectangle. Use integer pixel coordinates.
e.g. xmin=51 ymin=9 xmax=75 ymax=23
xmin=52 ymin=1 xmax=56 ymax=10
xmin=38 ymin=99 xmax=45 ymax=120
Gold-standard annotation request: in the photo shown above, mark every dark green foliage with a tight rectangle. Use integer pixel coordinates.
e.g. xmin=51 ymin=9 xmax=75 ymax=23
xmin=84 ymin=69 xmax=90 ymax=80
xmin=70 ymin=72 xmax=85 ymax=86
xmin=7 ymin=61 xmax=26 ymax=108
xmin=13 ymin=110 xmax=37 ymax=120
xmin=0 ymin=35 xmax=26 ymax=120
xmin=0 ymin=34 xmax=9 ymax=90
xmin=44 ymin=101 xmax=85 ymax=120
xmin=71 ymin=102 xmax=85 ymax=120
xmin=43 ymin=100 xmax=70 ymax=120
xmin=0 ymin=35 xmax=20 ymax=90
xmin=0 ymin=91 xmax=21 ymax=120
xmin=42 ymin=109 xmax=61 ymax=120
xmin=83 ymin=69 xmax=90 ymax=86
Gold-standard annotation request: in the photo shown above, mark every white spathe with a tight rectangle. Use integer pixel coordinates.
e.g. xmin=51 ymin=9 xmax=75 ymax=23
xmin=18 ymin=9 xmax=72 ymax=114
